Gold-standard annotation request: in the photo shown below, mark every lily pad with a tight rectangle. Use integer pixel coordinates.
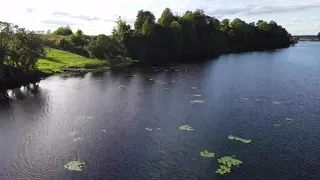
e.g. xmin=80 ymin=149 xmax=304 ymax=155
xmin=64 ymin=161 xmax=86 ymax=171
xmin=228 ymin=135 xmax=252 ymax=144
xmin=190 ymin=100 xmax=205 ymax=104
xmin=240 ymin=97 xmax=249 ymax=101
xmin=191 ymin=94 xmax=202 ymax=97
xmin=284 ymin=118 xmax=294 ymax=121
xmin=216 ymin=156 xmax=242 ymax=175
xmin=145 ymin=127 xmax=152 ymax=131
xmin=200 ymin=150 xmax=215 ymax=158
xmin=274 ymin=124 xmax=282 ymax=127
xmin=272 ymin=101 xmax=281 ymax=104
xmin=179 ymin=125 xmax=194 ymax=131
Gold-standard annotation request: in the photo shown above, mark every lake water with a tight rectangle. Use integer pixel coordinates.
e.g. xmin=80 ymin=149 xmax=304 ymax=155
xmin=0 ymin=42 xmax=319 ymax=180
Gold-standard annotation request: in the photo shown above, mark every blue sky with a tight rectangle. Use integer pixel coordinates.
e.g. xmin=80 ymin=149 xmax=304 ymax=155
xmin=1 ymin=0 xmax=319 ymax=35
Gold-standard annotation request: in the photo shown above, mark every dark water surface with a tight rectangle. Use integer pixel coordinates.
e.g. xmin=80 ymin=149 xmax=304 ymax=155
xmin=1 ymin=42 xmax=320 ymax=180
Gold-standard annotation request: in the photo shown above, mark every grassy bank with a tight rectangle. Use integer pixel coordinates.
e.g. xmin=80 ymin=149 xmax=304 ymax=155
xmin=37 ymin=48 xmax=109 ymax=74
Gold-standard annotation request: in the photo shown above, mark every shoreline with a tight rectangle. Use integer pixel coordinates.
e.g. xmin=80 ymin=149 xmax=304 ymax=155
xmin=0 ymin=45 xmax=293 ymax=91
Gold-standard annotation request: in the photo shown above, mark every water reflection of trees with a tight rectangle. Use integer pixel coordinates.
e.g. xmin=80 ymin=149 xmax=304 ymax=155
xmin=0 ymin=83 xmax=41 ymax=103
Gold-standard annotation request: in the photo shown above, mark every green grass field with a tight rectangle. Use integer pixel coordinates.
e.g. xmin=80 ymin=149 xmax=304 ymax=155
xmin=37 ymin=48 xmax=109 ymax=74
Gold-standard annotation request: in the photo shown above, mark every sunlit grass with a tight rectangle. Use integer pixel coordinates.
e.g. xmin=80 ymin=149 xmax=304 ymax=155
xmin=37 ymin=48 xmax=109 ymax=74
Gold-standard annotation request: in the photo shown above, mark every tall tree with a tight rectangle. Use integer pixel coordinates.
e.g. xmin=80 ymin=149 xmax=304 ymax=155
xmin=134 ymin=10 xmax=155 ymax=32
xmin=318 ymin=32 xmax=320 ymax=38
xmin=158 ymin=8 xmax=174 ymax=27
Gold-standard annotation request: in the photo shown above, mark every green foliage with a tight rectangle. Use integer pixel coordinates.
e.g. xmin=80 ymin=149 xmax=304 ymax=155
xmin=86 ymin=35 xmax=120 ymax=59
xmin=52 ymin=26 xmax=73 ymax=36
xmin=0 ymin=22 xmax=45 ymax=72
xmin=158 ymin=8 xmax=174 ymax=27
xmin=318 ymin=32 xmax=320 ymax=38
xmin=134 ymin=10 xmax=155 ymax=32
xmin=56 ymin=38 xmax=71 ymax=49
xmin=142 ymin=20 xmax=154 ymax=35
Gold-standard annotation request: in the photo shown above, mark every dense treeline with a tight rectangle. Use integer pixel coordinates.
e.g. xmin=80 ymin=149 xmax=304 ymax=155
xmin=85 ymin=8 xmax=295 ymax=63
xmin=318 ymin=32 xmax=320 ymax=38
xmin=48 ymin=9 xmax=295 ymax=64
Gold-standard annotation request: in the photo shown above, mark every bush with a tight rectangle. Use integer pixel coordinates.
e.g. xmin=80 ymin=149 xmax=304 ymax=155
xmin=56 ymin=38 xmax=71 ymax=49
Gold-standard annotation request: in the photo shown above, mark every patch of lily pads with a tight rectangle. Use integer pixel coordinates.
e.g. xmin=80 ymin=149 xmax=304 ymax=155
xmin=200 ymin=150 xmax=215 ymax=158
xmin=228 ymin=135 xmax=252 ymax=144
xmin=240 ymin=97 xmax=249 ymax=101
xmin=190 ymin=100 xmax=205 ymax=104
xmin=179 ymin=125 xmax=194 ymax=131
xmin=64 ymin=161 xmax=86 ymax=171
xmin=284 ymin=118 xmax=294 ymax=121
xmin=272 ymin=101 xmax=281 ymax=105
xmin=216 ymin=156 xmax=243 ymax=175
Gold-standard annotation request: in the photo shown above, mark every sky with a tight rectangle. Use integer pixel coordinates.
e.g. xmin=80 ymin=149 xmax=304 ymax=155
xmin=1 ymin=0 xmax=320 ymax=35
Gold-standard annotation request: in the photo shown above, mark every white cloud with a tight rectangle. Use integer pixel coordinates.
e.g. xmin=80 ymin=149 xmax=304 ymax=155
xmin=0 ymin=0 xmax=319 ymax=35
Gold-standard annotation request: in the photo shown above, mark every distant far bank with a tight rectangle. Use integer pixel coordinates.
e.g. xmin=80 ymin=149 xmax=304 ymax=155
xmin=293 ymin=35 xmax=320 ymax=41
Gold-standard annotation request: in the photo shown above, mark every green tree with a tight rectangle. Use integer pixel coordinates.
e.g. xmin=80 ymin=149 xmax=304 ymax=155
xmin=56 ymin=38 xmax=71 ymax=49
xmin=158 ymin=8 xmax=174 ymax=27
xmin=87 ymin=35 xmax=119 ymax=59
xmin=52 ymin=26 xmax=73 ymax=36
xmin=112 ymin=18 xmax=133 ymax=56
xmin=142 ymin=20 xmax=154 ymax=35
xmin=318 ymin=32 xmax=320 ymax=38
xmin=7 ymin=28 xmax=45 ymax=71
xmin=134 ymin=10 xmax=155 ymax=32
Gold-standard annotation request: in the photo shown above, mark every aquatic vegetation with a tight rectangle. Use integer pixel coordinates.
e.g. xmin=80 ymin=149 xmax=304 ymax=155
xmin=157 ymin=128 xmax=161 ymax=130
xmin=274 ymin=124 xmax=282 ymax=127
xmin=190 ymin=100 xmax=205 ymax=104
xmin=191 ymin=94 xmax=202 ymax=97
xmin=215 ymin=156 xmax=243 ymax=175
xmin=101 ymin=129 xmax=106 ymax=132
xmin=179 ymin=125 xmax=194 ymax=131
xmin=284 ymin=118 xmax=294 ymax=121
xmin=64 ymin=161 xmax=86 ymax=171
xmin=228 ymin=135 xmax=252 ymax=144
xmin=240 ymin=97 xmax=249 ymax=100
xmin=73 ymin=137 xmax=83 ymax=142
xmin=272 ymin=101 xmax=282 ymax=104
xmin=200 ymin=150 xmax=215 ymax=158
xmin=145 ymin=127 xmax=152 ymax=131
xmin=255 ymin=98 xmax=260 ymax=101
xmin=120 ymin=85 xmax=127 ymax=88
xmin=149 ymin=78 xmax=153 ymax=81
xmin=191 ymin=87 xmax=198 ymax=89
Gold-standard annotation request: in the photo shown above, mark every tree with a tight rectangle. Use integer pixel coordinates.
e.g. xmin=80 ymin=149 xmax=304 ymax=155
xmin=318 ymin=32 xmax=320 ymax=38
xmin=134 ymin=10 xmax=155 ymax=32
xmin=7 ymin=27 xmax=45 ymax=71
xmin=52 ymin=26 xmax=73 ymax=36
xmin=158 ymin=8 xmax=174 ymax=27
xmin=142 ymin=20 xmax=154 ymax=35
xmin=86 ymin=35 xmax=119 ymax=59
